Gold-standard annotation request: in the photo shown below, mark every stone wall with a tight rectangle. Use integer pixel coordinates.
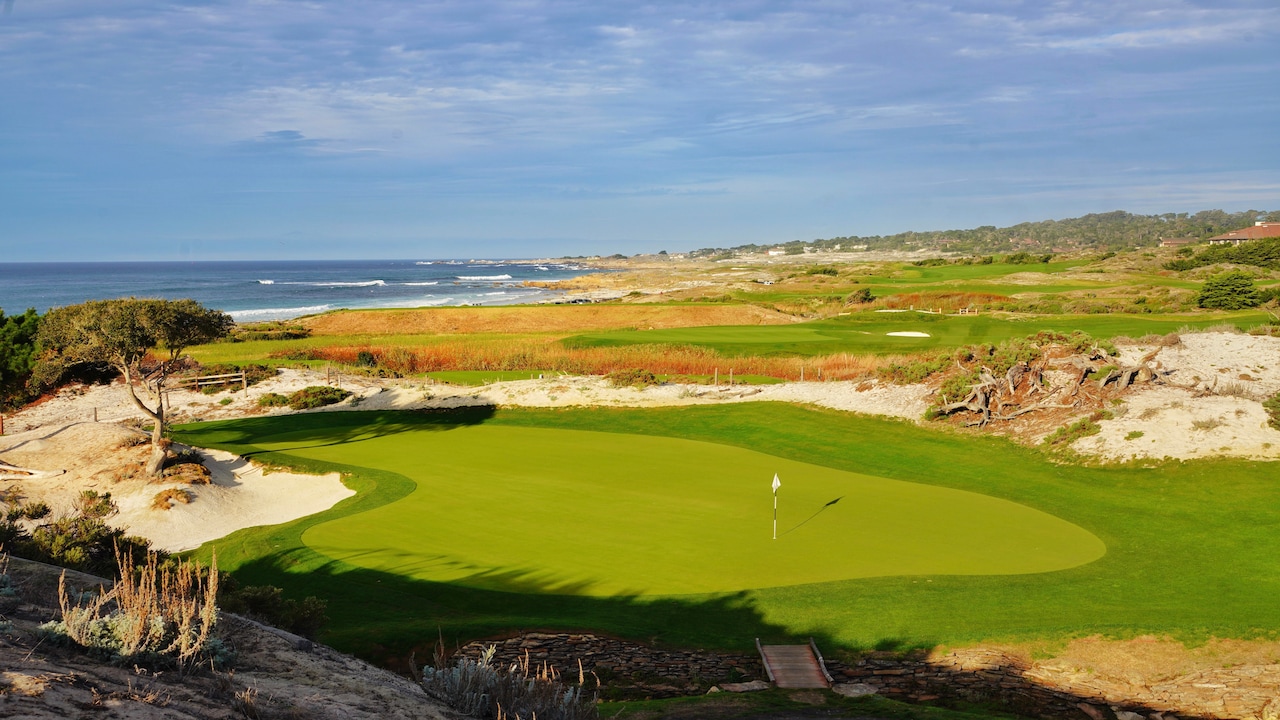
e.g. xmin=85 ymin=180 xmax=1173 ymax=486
xmin=455 ymin=632 xmax=762 ymax=698
xmin=455 ymin=634 xmax=1280 ymax=719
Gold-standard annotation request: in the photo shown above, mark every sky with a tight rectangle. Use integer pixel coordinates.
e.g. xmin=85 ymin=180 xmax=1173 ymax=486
xmin=0 ymin=1 xmax=1277 ymax=261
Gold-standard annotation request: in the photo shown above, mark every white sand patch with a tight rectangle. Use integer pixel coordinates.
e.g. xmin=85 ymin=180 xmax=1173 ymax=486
xmin=113 ymin=448 xmax=354 ymax=552
xmin=886 ymin=331 xmax=931 ymax=338
xmin=0 ymin=422 xmax=353 ymax=553
xmin=1075 ymin=332 xmax=1280 ymax=461
xmin=344 ymin=376 xmax=931 ymax=421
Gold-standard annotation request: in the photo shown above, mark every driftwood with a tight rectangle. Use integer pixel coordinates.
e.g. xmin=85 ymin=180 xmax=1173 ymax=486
xmin=934 ymin=343 xmax=1171 ymax=426
xmin=0 ymin=461 xmax=66 ymax=480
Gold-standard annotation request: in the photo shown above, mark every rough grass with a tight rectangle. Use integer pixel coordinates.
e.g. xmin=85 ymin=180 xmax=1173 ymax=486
xmin=176 ymin=404 xmax=1280 ymax=664
xmin=301 ymin=304 xmax=793 ymax=336
xmin=285 ymin=339 xmax=891 ymax=382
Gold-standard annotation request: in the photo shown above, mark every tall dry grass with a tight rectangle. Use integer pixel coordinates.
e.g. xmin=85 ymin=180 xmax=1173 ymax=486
xmin=281 ymin=340 xmax=894 ymax=381
xmin=51 ymin=544 xmax=218 ymax=670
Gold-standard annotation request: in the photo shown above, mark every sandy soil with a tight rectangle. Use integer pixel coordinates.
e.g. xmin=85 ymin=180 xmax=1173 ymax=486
xmin=0 ymin=419 xmax=354 ymax=553
xmin=0 ymin=556 xmax=452 ymax=720
xmin=1074 ymin=332 xmax=1280 ymax=461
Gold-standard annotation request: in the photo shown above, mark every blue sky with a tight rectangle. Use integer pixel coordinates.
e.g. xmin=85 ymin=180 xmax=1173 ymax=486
xmin=1 ymin=1 xmax=1277 ymax=260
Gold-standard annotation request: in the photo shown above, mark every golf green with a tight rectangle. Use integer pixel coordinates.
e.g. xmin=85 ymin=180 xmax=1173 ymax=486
xmin=251 ymin=424 xmax=1105 ymax=596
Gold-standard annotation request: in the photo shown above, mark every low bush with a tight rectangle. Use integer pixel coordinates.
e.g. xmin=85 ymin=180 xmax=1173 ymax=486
xmin=287 ymin=386 xmax=352 ymax=410
xmin=40 ymin=547 xmax=219 ymax=670
xmin=152 ymin=488 xmax=193 ymax=510
xmin=1264 ymin=392 xmax=1280 ymax=431
xmin=257 ymin=392 xmax=289 ymax=408
xmin=1042 ymin=411 xmax=1110 ymax=446
xmin=1 ymin=490 xmax=153 ymax=577
xmin=217 ymin=581 xmax=329 ymax=638
xmin=605 ymin=369 xmax=660 ymax=388
xmin=421 ymin=645 xmax=597 ymax=720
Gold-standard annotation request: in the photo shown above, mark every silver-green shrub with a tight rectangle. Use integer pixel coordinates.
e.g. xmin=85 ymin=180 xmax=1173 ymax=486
xmin=421 ymin=645 xmax=598 ymax=720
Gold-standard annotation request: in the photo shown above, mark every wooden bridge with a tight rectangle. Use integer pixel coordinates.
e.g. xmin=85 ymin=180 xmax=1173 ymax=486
xmin=756 ymin=638 xmax=833 ymax=689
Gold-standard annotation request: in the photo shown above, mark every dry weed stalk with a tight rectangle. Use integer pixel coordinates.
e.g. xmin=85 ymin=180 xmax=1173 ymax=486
xmin=293 ymin=341 xmax=893 ymax=382
xmin=56 ymin=543 xmax=218 ymax=669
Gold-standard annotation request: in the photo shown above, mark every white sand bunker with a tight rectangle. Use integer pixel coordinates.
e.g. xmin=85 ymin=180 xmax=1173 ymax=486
xmin=113 ymin=448 xmax=355 ymax=552
xmin=886 ymin=331 xmax=931 ymax=338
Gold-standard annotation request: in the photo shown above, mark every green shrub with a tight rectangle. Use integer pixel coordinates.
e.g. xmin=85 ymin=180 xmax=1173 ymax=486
xmin=0 ymin=308 xmax=40 ymax=410
xmin=1264 ymin=392 xmax=1280 ymax=431
xmin=257 ymin=392 xmax=289 ymax=408
xmin=287 ymin=386 xmax=352 ymax=410
xmin=804 ymin=266 xmax=839 ymax=276
xmin=1196 ymin=271 xmax=1263 ymax=310
xmin=606 ymin=369 xmax=660 ymax=388
xmin=217 ymin=581 xmax=329 ymax=638
xmin=1042 ymin=411 xmax=1110 ymax=446
xmin=421 ymin=645 xmax=597 ymax=720
xmin=844 ymin=288 xmax=874 ymax=304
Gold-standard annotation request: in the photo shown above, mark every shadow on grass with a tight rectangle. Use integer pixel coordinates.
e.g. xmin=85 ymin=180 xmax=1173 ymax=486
xmin=225 ymin=547 xmax=815 ymax=672
xmin=175 ymin=405 xmax=497 ymax=455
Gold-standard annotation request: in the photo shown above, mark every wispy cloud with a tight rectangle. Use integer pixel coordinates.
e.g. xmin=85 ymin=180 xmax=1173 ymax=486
xmin=1 ymin=0 xmax=1276 ymax=257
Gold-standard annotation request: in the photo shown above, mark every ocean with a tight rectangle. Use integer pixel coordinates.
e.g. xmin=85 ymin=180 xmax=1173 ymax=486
xmin=0 ymin=259 xmax=603 ymax=322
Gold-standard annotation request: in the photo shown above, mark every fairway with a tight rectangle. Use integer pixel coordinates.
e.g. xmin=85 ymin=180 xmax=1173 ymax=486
xmin=565 ymin=311 xmax=1270 ymax=356
xmin=255 ymin=425 xmax=1103 ymax=595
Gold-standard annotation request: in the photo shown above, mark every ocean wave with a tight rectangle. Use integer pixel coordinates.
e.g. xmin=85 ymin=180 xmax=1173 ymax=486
xmin=282 ymin=280 xmax=387 ymax=287
xmin=415 ymin=261 xmax=434 ymax=265
xmin=402 ymin=281 xmax=438 ymax=286
xmin=483 ymin=291 xmax=507 ymax=296
xmin=257 ymin=279 xmax=275 ymax=285
xmin=535 ymin=266 xmax=549 ymax=271
xmin=457 ymin=274 xmax=512 ymax=280
xmin=229 ymin=304 xmax=333 ymax=320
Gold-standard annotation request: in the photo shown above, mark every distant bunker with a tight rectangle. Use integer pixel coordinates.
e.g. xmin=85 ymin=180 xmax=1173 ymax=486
xmin=244 ymin=422 xmax=1106 ymax=596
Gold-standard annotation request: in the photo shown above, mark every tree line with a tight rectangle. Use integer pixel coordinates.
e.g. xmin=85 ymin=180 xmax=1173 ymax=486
xmin=687 ymin=208 xmax=1280 ymax=257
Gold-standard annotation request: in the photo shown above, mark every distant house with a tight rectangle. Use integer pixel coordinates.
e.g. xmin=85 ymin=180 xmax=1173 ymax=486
xmin=767 ymin=248 xmax=786 ymax=256
xmin=1159 ymin=237 xmax=1196 ymax=248
xmin=1207 ymin=222 xmax=1280 ymax=246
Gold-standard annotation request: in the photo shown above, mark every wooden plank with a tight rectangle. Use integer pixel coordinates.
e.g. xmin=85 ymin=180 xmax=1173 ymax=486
xmin=758 ymin=644 xmax=829 ymax=689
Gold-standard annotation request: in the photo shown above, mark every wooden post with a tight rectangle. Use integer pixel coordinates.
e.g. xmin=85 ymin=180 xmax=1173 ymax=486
xmin=0 ymin=414 xmax=5 ymax=436
xmin=94 ymin=407 xmax=98 ymax=422
xmin=714 ymin=368 xmax=718 ymax=386
xmin=241 ymin=372 xmax=247 ymax=393
xmin=729 ymin=368 xmax=734 ymax=386
xmin=800 ymin=366 xmax=804 ymax=382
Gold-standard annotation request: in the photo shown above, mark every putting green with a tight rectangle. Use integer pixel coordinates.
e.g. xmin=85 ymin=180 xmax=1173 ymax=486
xmin=252 ymin=424 xmax=1104 ymax=596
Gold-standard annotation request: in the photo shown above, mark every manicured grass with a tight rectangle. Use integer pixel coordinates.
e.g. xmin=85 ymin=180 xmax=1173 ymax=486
xmin=565 ymin=311 xmax=1269 ymax=356
xmin=175 ymin=404 xmax=1280 ymax=664
xmin=264 ymin=425 xmax=1102 ymax=595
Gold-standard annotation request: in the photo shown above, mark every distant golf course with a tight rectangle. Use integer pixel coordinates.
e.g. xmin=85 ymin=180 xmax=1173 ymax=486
xmin=176 ymin=404 xmax=1280 ymax=660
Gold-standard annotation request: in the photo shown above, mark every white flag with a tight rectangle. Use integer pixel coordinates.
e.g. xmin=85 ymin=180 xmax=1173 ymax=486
xmin=772 ymin=473 xmax=781 ymax=493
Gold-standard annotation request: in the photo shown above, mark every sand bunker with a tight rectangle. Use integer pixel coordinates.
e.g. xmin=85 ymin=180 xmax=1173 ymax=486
xmin=0 ymin=422 xmax=354 ymax=552
xmin=887 ymin=331 xmax=931 ymax=337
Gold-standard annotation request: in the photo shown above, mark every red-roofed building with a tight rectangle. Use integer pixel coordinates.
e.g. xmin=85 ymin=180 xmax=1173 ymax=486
xmin=1207 ymin=222 xmax=1280 ymax=246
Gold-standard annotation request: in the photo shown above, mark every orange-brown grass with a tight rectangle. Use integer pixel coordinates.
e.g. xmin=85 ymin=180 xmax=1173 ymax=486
xmin=881 ymin=292 xmax=1009 ymax=312
xmin=301 ymin=304 xmax=793 ymax=336
xmin=283 ymin=339 xmax=894 ymax=381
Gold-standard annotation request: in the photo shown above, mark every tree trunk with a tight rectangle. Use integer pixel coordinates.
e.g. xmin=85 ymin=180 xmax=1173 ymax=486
xmin=118 ymin=361 xmax=168 ymax=477
xmin=144 ymin=417 xmax=167 ymax=476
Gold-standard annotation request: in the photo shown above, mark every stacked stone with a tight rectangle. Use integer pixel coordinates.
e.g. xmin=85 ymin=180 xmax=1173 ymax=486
xmin=454 ymin=634 xmax=1280 ymax=718
xmin=453 ymin=632 xmax=761 ymax=698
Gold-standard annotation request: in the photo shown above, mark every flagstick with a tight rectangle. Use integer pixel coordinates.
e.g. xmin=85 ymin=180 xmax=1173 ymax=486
xmin=772 ymin=492 xmax=777 ymax=540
